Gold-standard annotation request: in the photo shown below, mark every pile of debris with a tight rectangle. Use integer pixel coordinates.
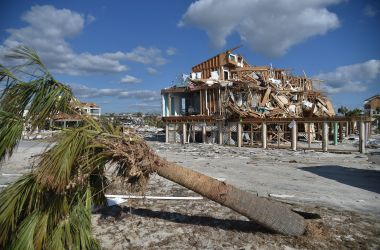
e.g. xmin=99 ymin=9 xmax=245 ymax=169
xmin=162 ymin=47 xmax=335 ymax=119
xmin=189 ymin=67 xmax=334 ymax=119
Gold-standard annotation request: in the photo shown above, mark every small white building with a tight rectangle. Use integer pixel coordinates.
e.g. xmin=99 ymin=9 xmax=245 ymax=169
xmin=82 ymin=102 xmax=101 ymax=117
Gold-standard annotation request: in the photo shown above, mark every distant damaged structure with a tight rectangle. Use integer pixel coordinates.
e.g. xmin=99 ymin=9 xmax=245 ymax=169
xmin=161 ymin=47 xmax=370 ymax=153
xmin=161 ymin=46 xmax=334 ymax=120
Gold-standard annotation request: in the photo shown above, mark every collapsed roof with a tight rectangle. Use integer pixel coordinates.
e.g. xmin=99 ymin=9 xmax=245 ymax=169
xmin=161 ymin=47 xmax=335 ymax=119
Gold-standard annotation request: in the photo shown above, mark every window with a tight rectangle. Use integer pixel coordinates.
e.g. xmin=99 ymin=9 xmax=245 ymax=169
xmin=90 ymin=109 xmax=100 ymax=115
xmin=224 ymin=71 xmax=229 ymax=80
xmin=229 ymin=54 xmax=237 ymax=62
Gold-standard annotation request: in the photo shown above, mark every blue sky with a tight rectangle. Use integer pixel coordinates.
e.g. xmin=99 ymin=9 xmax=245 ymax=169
xmin=0 ymin=0 xmax=379 ymax=114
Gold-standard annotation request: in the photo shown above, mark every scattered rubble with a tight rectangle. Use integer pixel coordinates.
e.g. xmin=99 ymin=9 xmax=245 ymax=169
xmin=2 ymin=140 xmax=380 ymax=249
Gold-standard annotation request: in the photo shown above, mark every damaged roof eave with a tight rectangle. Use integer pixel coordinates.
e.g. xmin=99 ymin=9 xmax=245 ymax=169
xmin=161 ymin=84 xmax=223 ymax=94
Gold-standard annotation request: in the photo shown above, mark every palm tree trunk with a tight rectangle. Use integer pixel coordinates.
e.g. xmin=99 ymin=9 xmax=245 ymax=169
xmin=154 ymin=158 xmax=305 ymax=236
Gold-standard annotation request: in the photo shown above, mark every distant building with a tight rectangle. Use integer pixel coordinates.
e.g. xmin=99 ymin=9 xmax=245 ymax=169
xmin=364 ymin=94 xmax=380 ymax=129
xmin=364 ymin=94 xmax=380 ymax=117
xmin=52 ymin=102 xmax=101 ymax=128
xmin=82 ymin=102 xmax=101 ymax=117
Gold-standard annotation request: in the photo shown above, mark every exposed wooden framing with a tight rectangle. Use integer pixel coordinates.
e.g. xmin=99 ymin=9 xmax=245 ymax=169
xmin=208 ymin=90 xmax=212 ymax=114
xmin=240 ymin=116 xmax=371 ymax=123
xmin=260 ymin=87 xmax=271 ymax=106
xmin=205 ymin=89 xmax=209 ymax=116
xmin=218 ymin=88 xmax=221 ymax=115
xmin=163 ymin=116 xmax=371 ymax=124
xmin=212 ymin=89 xmax=216 ymax=114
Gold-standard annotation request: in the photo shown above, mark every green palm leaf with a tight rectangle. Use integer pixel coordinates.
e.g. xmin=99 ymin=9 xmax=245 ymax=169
xmin=0 ymin=110 xmax=24 ymax=161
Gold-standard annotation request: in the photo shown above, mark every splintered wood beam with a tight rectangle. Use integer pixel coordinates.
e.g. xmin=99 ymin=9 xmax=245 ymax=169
xmin=260 ymin=87 xmax=271 ymax=106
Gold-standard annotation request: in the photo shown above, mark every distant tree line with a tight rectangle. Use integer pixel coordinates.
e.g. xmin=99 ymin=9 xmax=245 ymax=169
xmin=337 ymin=106 xmax=363 ymax=116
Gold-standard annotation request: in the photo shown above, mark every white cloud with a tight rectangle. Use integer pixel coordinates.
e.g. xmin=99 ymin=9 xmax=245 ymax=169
xmin=363 ymin=4 xmax=379 ymax=17
xmin=103 ymin=47 xmax=168 ymax=66
xmin=166 ymin=47 xmax=177 ymax=56
xmin=125 ymin=47 xmax=168 ymax=65
xmin=120 ymin=74 xmax=142 ymax=84
xmin=179 ymin=0 xmax=341 ymax=57
xmin=70 ymin=84 xmax=160 ymax=101
xmin=315 ymin=59 xmax=380 ymax=94
xmin=146 ymin=67 xmax=158 ymax=74
xmin=0 ymin=5 xmax=170 ymax=75
xmin=86 ymin=14 xmax=96 ymax=24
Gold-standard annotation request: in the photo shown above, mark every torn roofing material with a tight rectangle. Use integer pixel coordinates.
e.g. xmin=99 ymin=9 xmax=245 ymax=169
xmin=161 ymin=47 xmax=335 ymax=119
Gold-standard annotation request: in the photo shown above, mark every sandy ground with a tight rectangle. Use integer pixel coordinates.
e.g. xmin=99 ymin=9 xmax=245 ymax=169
xmin=1 ymin=139 xmax=380 ymax=249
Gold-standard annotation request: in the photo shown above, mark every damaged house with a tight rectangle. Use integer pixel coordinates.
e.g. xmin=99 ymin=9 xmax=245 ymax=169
xmin=161 ymin=48 xmax=369 ymax=152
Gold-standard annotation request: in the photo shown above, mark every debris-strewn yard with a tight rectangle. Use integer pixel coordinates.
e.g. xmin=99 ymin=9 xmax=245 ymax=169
xmin=93 ymin=193 xmax=380 ymax=249
xmin=1 ymin=140 xmax=380 ymax=249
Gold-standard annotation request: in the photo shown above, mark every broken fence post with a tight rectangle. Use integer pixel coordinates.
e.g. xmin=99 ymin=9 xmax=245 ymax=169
xmin=218 ymin=121 xmax=223 ymax=145
xmin=359 ymin=121 xmax=366 ymax=153
xmin=182 ymin=123 xmax=187 ymax=144
xmin=237 ymin=122 xmax=242 ymax=147
xmin=291 ymin=121 xmax=297 ymax=151
xmin=333 ymin=122 xmax=338 ymax=146
xmin=366 ymin=122 xmax=370 ymax=141
xmin=262 ymin=122 xmax=267 ymax=149
xmin=165 ymin=123 xmax=169 ymax=143
xmin=322 ymin=121 xmax=328 ymax=152
xmin=307 ymin=123 xmax=312 ymax=148
xmin=202 ymin=123 xmax=207 ymax=143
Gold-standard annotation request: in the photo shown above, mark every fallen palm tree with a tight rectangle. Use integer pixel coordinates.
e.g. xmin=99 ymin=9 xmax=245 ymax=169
xmin=0 ymin=46 xmax=305 ymax=249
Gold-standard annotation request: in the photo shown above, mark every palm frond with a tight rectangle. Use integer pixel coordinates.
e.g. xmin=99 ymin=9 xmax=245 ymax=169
xmin=46 ymin=188 xmax=100 ymax=250
xmin=10 ymin=212 xmax=42 ymax=250
xmin=6 ymin=45 xmax=50 ymax=76
xmin=0 ymin=64 xmax=19 ymax=82
xmin=0 ymin=110 xmax=24 ymax=161
xmin=36 ymin=127 xmax=95 ymax=192
xmin=0 ymin=81 xmax=38 ymax=115
xmin=26 ymin=78 xmax=74 ymax=129
xmin=0 ymin=45 xmax=77 ymax=160
xmin=0 ymin=174 xmax=42 ymax=245
xmin=0 ymin=172 xmax=100 ymax=249
xmin=0 ymin=64 xmax=20 ymax=97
